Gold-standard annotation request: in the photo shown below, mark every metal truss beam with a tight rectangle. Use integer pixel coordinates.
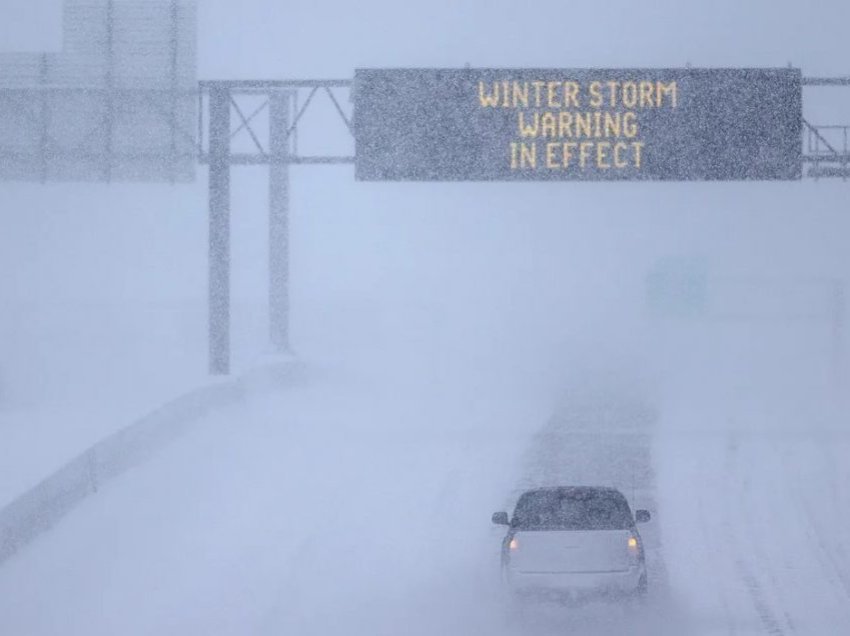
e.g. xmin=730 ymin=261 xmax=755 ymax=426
xmin=803 ymin=77 xmax=850 ymax=86
xmin=197 ymin=80 xmax=354 ymax=166
xmin=199 ymin=79 xmax=352 ymax=89
xmin=197 ymin=154 xmax=354 ymax=165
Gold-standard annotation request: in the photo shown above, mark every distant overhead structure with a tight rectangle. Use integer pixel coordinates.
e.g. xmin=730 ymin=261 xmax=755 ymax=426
xmin=646 ymin=260 xmax=846 ymax=386
xmin=646 ymin=256 xmax=709 ymax=318
xmin=1 ymin=1 xmax=849 ymax=376
xmin=0 ymin=0 xmax=197 ymax=182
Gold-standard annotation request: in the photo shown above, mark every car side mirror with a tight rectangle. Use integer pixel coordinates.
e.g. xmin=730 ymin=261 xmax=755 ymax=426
xmin=491 ymin=511 xmax=509 ymax=526
xmin=635 ymin=509 xmax=651 ymax=524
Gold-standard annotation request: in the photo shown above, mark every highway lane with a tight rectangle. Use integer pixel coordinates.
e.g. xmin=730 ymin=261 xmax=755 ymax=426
xmin=0 ymin=370 xmax=846 ymax=635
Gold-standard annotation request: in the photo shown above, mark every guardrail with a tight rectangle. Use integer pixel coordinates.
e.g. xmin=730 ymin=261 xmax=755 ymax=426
xmin=0 ymin=357 xmax=304 ymax=566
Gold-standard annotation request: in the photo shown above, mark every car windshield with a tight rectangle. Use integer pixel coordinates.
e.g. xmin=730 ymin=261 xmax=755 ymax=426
xmin=512 ymin=489 xmax=634 ymax=531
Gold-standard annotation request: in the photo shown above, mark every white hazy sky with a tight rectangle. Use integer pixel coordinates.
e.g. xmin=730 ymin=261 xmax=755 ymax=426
xmin=196 ymin=0 xmax=850 ymax=78
xmin=2 ymin=1 xmax=850 ymax=77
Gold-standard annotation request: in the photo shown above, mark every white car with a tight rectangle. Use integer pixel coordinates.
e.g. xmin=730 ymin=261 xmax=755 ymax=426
xmin=492 ymin=486 xmax=650 ymax=603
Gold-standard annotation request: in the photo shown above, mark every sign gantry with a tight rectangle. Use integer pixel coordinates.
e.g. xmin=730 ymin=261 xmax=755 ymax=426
xmin=3 ymin=59 xmax=850 ymax=374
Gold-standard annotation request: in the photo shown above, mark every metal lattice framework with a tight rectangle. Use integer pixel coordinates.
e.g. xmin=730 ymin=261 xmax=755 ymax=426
xmin=197 ymin=80 xmax=354 ymax=166
xmin=198 ymin=80 xmax=354 ymax=374
xmin=802 ymin=77 xmax=850 ymax=178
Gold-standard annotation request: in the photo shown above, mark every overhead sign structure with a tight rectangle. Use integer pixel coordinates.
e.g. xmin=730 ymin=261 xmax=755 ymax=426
xmin=354 ymin=68 xmax=802 ymax=182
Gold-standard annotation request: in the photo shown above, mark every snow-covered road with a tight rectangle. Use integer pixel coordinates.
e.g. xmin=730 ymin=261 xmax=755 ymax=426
xmin=0 ymin=369 xmax=847 ymax=636
xmin=660 ymin=426 xmax=850 ymax=635
xmin=0 ymin=369 xmax=534 ymax=635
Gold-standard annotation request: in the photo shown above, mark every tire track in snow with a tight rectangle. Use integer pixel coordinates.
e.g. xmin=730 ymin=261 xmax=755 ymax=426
xmin=693 ymin=478 xmax=739 ymax=636
xmin=722 ymin=434 xmax=794 ymax=636
xmin=784 ymin=442 xmax=850 ymax=604
xmin=820 ymin=442 xmax=850 ymax=574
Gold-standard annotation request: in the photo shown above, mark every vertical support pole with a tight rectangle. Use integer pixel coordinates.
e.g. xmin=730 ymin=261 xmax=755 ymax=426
xmin=104 ymin=0 xmax=114 ymax=182
xmin=832 ymin=280 xmax=845 ymax=389
xmin=168 ymin=0 xmax=179 ymax=181
xmin=39 ymin=53 xmax=48 ymax=183
xmin=269 ymin=91 xmax=292 ymax=353
xmin=198 ymin=89 xmax=204 ymax=154
xmin=209 ymin=86 xmax=231 ymax=375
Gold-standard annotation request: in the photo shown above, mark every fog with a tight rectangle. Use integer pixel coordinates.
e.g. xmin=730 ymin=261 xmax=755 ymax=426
xmin=1 ymin=1 xmax=849 ymax=635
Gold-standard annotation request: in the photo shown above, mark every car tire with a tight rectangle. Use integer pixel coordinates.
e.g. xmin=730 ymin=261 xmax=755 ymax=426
xmin=637 ymin=573 xmax=648 ymax=596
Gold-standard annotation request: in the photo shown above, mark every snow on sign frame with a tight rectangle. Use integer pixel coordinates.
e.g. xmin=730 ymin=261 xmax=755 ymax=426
xmin=353 ymin=68 xmax=802 ymax=182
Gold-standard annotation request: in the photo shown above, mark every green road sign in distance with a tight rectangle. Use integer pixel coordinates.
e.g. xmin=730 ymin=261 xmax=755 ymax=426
xmin=646 ymin=256 xmax=709 ymax=318
xmin=354 ymin=68 xmax=802 ymax=182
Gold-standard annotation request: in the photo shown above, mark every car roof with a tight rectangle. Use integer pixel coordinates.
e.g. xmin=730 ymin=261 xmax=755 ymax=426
xmin=519 ymin=486 xmax=626 ymax=498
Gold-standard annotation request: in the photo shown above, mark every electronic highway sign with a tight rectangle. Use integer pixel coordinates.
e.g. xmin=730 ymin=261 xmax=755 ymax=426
xmin=354 ymin=67 xmax=802 ymax=181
